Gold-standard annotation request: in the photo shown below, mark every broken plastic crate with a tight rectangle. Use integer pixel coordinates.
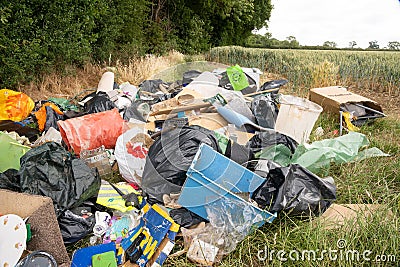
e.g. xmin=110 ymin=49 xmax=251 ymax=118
xmin=178 ymin=144 xmax=277 ymax=226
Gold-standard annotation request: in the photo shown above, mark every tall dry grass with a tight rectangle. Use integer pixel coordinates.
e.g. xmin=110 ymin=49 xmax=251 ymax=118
xmin=19 ymin=51 xmax=185 ymax=101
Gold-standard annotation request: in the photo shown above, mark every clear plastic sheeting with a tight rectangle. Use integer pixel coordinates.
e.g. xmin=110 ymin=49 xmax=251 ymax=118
xmin=205 ymin=197 xmax=264 ymax=254
xmin=183 ymin=197 xmax=265 ymax=262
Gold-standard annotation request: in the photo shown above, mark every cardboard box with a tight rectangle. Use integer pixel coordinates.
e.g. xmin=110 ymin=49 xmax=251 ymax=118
xmin=314 ymin=204 xmax=391 ymax=230
xmin=309 ymin=86 xmax=383 ymax=114
xmin=0 ymin=189 xmax=70 ymax=265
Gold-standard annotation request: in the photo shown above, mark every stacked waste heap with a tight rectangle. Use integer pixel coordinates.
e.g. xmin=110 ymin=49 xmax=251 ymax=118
xmin=0 ymin=64 xmax=387 ymax=267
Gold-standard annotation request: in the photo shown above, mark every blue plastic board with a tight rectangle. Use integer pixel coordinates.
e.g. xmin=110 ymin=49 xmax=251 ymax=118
xmin=71 ymin=242 xmax=116 ymax=267
xmin=178 ymin=143 xmax=276 ymax=224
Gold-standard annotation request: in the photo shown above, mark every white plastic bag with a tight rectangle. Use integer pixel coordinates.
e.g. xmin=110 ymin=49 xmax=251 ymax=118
xmin=115 ymin=127 xmax=153 ymax=186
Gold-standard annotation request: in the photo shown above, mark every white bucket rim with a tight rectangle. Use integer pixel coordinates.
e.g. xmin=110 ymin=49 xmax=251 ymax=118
xmin=280 ymin=94 xmax=323 ymax=113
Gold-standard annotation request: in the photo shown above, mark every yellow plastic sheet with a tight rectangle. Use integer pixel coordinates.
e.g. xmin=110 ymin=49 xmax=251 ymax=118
xmin=0 ymin=89 xmax=34 ymax=122
xmin=96 ymin=182 xmax=141 ymax=212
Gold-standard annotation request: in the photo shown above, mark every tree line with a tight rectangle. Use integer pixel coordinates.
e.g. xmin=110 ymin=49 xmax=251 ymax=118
xmin=0 ymin=0 xmax=272 ymax=88
xmin=245 ymin=33 xmax=400 ymax=51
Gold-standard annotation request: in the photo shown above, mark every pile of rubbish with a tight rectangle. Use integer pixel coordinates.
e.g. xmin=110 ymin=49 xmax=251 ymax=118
xmin=0 ymin=64 xmax=388 ymax=267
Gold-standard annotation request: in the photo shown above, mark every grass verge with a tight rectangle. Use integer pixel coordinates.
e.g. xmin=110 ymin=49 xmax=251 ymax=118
xmin=165 ymin=115 xmax=400 ymax=267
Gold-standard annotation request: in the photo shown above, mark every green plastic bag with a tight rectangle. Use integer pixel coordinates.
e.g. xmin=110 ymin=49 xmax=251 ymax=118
xmin=291 ymin=132 xmax=389 ymax=174
xmin=0 ymin=131 xmax=30 ymax=172
xmin=48 ymin=97 xmax=79 ymax=111
xmin=226 ymin=65 xmax=249 ymax=91
xmin=255 ymin=132 xmax=389 ymax=175
xmin=256 ymin=144 xmax=292 ymax=167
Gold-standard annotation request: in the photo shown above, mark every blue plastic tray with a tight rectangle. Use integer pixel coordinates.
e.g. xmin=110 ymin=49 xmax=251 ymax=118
xmin=178 ymin=143 xmax=276 ymax=224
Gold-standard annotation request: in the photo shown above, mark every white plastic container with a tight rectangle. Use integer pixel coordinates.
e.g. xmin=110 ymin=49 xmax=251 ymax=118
xmin=97 ymin=71 xmax=114 ymax=93
xmin=275 ymin=95 xmax=323 ymax=144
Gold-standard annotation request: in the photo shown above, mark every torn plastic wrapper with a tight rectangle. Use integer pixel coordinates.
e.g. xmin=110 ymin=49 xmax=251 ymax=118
xmin=58 ymin=108 xmax=125 ymax=157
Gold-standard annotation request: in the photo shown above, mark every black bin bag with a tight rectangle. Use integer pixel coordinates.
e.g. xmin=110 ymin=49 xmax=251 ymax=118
xmin=0 ymin=169 xmax=20 ymax=192
xmin=59 ymin=206 xmax=96 ymax=244
xmin=83 ymin=92 xmax=117 ymax=114
xmin=18 ymin=142 xmax=101 ymax=217
xmin=141 ymin=125 xmax=221 ymax=204
xmin=251 ymin=94 xmax=279 ymax=129
xmin=246 ymin=130 xmax=298 ymax=154
xmin=252 ymin=163 xmax=336 ymax=216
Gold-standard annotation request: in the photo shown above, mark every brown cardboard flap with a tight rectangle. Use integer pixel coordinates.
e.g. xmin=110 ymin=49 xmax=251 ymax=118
xmin=314 ymin=204 xmax=392 ymax=230
xmin=188 ymin=113 xmax=228 ymax=130
xmin=309 ymin=86 xmax=383 ymax=114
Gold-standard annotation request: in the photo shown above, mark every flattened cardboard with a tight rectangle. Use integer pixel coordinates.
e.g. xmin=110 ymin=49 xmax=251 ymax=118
xmin=315 ymin=204 xmax=391 ymax=230
xmin=188 ymin=113 xmax=228 ymax=130
xmin=309 ymin=86 xmax=383 ymax=114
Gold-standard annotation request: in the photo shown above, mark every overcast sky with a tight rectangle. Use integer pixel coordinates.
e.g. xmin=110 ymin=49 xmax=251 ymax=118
xmin=258 ymin=0 xmax=400 ymax=48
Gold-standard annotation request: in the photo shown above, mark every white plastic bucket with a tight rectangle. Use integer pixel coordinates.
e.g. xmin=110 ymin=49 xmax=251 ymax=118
xmin=275 ymin=95 xmax=323 ymax=144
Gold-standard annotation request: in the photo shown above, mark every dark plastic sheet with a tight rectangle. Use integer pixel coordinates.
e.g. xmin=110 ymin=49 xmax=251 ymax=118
xmin=18 ymin=142 xmax=101 ymax=216
xmin=252 ymin=163 xmax=336 ymax=216
xmin=142 ymin=125 xmax=221 ymax=204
